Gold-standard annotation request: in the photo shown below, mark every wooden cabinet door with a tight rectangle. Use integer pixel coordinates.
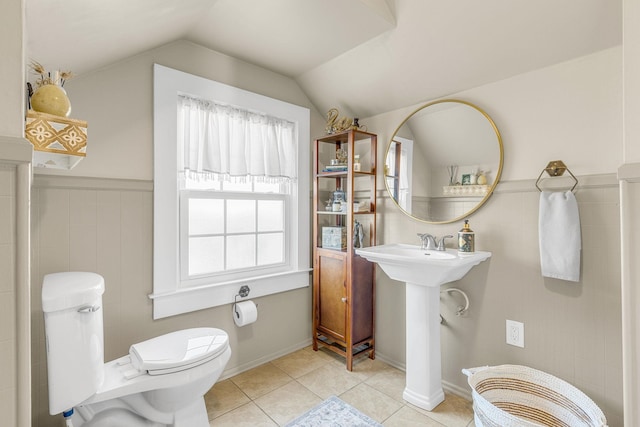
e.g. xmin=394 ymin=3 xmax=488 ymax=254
xmin=315 ymin=251 xmax=347 ymax=340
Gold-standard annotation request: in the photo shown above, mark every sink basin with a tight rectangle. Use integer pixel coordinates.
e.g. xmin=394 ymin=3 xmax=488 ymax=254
xmin=356 ymin=243 xmax=491 ymax=286
xmin=359 ymin=244 xmax=457 ymax=260
xmin=356 ymin=243 xmax=491 ymax=411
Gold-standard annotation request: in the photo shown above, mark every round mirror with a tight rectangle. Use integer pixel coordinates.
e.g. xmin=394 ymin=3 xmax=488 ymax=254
xmin=384 ymin=99 xmax=503 ymax=224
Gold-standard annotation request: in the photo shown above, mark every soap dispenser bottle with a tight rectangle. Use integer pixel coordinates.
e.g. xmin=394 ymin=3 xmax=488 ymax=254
xmin=458 ymin=219 xmax=475 ymax=254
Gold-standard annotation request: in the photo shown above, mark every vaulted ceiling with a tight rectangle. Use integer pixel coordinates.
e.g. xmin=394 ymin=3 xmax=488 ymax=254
xmin=26 ymin=0 xmax=621 ymax=118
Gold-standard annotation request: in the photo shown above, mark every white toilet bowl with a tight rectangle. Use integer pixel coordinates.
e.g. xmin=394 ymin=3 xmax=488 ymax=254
xmin=42 ymin=272 xmax=231 ymax=427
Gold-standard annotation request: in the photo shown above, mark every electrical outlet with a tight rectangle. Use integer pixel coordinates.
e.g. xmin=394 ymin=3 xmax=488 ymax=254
xmin=506 ymin=320 xmax=524 ymax=348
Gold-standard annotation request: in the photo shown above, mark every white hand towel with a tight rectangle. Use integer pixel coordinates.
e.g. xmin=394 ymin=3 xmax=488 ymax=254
xmin=538 ymin=191 xmax=581 ymax=282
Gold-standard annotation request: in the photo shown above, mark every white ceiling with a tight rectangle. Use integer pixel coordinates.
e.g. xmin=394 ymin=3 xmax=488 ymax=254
xmin=26 ymin=0 xmax=621 ymax=118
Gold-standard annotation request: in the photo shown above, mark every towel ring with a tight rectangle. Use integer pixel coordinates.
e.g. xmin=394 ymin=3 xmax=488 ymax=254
xmin=535 ymin=160 xmax=578 ymax=192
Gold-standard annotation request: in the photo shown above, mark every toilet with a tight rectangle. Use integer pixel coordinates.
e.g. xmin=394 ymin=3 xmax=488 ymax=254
xmin=42 ymin=272 xmax=231 ymax=426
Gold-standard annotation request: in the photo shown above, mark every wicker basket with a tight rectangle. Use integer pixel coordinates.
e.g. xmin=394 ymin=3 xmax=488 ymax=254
xmin=463 ymin=365 xmax=607 ymax=427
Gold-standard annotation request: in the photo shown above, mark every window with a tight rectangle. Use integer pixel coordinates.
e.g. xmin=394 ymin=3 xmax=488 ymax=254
xmin=386 ymin=136 xmax=413 ymax=212
xmin=151 ymin=64 xmax=310 ymax=319
xmin=180 ymin=184 xmax=288 ymax=283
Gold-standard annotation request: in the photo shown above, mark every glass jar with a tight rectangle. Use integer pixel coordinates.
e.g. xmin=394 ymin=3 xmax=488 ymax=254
xmin=332 ymin=188 xmax=346 ymax=212
xmin=354 ymin=154 xmax=361 ymax=171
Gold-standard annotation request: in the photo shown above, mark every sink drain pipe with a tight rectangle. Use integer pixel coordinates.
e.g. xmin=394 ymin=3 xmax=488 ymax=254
xmin=440 ymin=287 xmax=470 ymax=323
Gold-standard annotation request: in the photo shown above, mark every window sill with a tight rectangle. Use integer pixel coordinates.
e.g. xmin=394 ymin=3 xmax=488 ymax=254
xmin=149 ymin=268 xmax=312 ymax=319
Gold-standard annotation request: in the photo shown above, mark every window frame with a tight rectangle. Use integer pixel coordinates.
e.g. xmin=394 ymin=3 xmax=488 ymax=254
xmin=151 ymin=64 xmax=310 ymax=319
xmin=179 ymin=189 xmax=289 ymax=284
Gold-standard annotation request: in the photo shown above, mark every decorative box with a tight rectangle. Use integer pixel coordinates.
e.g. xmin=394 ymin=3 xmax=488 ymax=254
xmin=25 ymin=110 xmax=88 ymax=169
xmin=322 ymin=226 xmax=347 ymax=250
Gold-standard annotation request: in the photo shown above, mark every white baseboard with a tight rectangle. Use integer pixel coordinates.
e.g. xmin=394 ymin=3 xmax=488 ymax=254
xmin=374 ymin=351 xmax=472 ymax=402
xmin=442 ymin=379 xmax=472 ymax=401
xmin=373 ymin=351 xmax=405 ymax=371
xmin=218 ymin=338 xmax=313 ymax=380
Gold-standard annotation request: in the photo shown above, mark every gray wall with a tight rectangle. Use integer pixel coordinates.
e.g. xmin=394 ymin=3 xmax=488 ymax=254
xmin=374 ymin=178 xmax=622 ymax=425
xmin=30 ymin=40 xmax=325 ymax=426
xmin=30 ymin=41 xmax=624 ymax=426
xmin=367 ymin=47 xmax=623 ymax=426
xmin=0 ymin=1 xmax=29 ymax=425
xmin=0 ymin=164 xmax=19 ymax=427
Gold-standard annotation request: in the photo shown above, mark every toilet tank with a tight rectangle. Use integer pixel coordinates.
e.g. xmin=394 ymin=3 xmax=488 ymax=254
xmin=42 ymin=272 xmax=105 ymax=415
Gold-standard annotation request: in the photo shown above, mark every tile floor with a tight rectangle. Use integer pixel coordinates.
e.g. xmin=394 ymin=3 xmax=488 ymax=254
xmin=204 ymin=346 xmax=476 ymax=426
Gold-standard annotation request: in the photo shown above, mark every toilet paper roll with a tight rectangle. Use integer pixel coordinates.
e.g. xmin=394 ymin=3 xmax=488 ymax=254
xmin=233 ymin=300 xmax=258 ymax=327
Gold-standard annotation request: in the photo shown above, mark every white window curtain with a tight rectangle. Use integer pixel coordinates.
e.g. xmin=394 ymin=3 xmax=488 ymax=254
xmin=178 ymin=95 xmax=298 ymax=183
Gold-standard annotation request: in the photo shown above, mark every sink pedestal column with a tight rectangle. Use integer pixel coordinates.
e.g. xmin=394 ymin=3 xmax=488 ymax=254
xmin=403 ymin=282 xmax=444 ymax=411
xmin=355 ymin=244 xmax=491 ymax=411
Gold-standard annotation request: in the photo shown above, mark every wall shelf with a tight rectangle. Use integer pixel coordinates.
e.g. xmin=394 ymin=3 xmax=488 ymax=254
xmin=442 ymin=184 xmax=489 ymax=197
xmin=25 ymin=110 xmax=87 ymax=169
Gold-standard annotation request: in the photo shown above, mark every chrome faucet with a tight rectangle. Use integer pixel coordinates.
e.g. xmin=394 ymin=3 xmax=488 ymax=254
xmin=417 ymin=233 xmax=437 ymax=250
xmin=418 ymin=233 xmax=453 ymax=251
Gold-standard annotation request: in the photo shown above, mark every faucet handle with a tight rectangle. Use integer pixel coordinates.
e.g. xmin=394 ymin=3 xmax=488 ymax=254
xmin=437 ymin=235 xmax=454 ymax=251
xmin=417 ymin=233 xmax=436 ymax=250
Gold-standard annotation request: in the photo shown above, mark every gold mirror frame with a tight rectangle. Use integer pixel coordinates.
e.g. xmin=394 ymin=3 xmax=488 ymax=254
xmin=384 ymin=99 xmax=504 ymax=224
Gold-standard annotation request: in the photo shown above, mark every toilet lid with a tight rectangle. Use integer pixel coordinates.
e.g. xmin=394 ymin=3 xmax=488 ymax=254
xmin=129 ymin=327 xmax=228 ymax=375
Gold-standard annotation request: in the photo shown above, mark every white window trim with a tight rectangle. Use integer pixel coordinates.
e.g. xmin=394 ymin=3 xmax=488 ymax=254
xmin=179 ymin=190 xmax=290 ymax=284
xmin=151 ymin=64 xmax=310 ymax=319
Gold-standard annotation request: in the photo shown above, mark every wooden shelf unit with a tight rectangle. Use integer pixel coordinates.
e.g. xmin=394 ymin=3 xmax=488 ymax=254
xmin=312 ymin=129 xmax=377 ymax=371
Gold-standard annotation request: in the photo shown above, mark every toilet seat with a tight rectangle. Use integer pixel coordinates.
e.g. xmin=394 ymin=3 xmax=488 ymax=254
xmin=81 ymin=344 xmax=231 ymax=406
xmin=129 ymin=328 xmax=228 ymax=375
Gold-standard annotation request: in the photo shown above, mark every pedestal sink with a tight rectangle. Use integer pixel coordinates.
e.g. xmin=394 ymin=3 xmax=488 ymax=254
xmin=356 ymin=243 xmax=491 ymax=410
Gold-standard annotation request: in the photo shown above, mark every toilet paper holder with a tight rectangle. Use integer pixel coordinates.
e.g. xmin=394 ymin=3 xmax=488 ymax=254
xmin=234 ymin=285 xmax=251 ymax=319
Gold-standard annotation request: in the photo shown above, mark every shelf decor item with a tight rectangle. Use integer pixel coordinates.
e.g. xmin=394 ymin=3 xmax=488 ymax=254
xmin=30 ymin=84 xmax=71 ymax=117
xmin=322 ymin=226 xmax=347 ymax=250
xmin=325 ymin=108 xmax=353 ymax=134
xmin=447 ymin=165 xmax=458 ymax=186
xmin=28 ymin=60 xmax=74 ymax=117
